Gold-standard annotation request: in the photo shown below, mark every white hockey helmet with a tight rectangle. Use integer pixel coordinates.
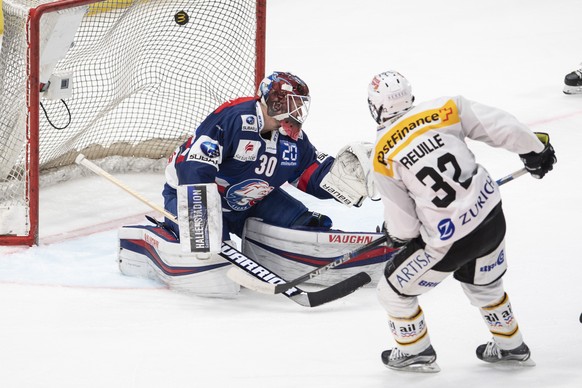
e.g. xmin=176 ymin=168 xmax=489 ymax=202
xmin=367 ymin=71 xmax=414 ymax=124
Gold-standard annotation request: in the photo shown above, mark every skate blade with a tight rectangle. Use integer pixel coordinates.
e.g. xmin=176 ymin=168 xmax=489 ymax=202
xmin=488 ymin=358 xmax=536 ymax=369
xmin=563 ymin=86 xmax=582 ymax=94
xmin=386 ymin=362 xmax=441 ymax=373
xmin=506 ymin=358 xmax=536 ymax=367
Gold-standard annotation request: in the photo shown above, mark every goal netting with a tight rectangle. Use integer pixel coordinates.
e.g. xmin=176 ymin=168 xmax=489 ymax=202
xmin=0 ymin=0 xmax=265 ymax=245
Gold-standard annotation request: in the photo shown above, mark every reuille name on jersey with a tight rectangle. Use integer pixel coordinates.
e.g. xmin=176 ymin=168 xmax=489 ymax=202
xmin=374 ymin=99 xmax=460 ymax=177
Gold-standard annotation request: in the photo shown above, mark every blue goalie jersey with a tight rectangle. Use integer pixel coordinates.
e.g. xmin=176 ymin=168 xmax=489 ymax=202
xmin=163 ymin=97 xmax=335 ymax=226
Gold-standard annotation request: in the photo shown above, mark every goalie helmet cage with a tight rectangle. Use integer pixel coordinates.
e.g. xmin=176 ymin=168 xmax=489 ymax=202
xmin=0 ymin=0 xmax=266 ymax=246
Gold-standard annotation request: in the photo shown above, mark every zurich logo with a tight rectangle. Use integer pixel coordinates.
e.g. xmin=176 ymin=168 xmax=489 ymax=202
xmin=246 ymin=116 xmax=255 ymax=125
xmin=437 ymin=218 xmax=455 ymax=240
xmin=200 ymin=141 xmax=220 ymax=158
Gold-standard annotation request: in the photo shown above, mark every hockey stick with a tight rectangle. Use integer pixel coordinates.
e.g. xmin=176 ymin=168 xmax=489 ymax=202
xmin=219 ymin=243 xmax=370 ymax=307
xmin=232 ymin=166 xmax=529 ymax=295
xmin=75 ymin=154 xmax=370 ymax=307
xmin=227 ymin=234 xmax=388 ymax=295
xmin=495 ymin=167 xmax=528 ymax=186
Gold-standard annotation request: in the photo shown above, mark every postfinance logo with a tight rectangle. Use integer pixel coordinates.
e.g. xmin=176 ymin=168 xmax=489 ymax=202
xmin=374 ymin=99 xmax=460 ymax=177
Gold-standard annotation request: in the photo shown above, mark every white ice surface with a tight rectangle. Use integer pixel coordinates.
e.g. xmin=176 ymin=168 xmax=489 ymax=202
xmin=1 ymin=1 xmax=582 ymax=387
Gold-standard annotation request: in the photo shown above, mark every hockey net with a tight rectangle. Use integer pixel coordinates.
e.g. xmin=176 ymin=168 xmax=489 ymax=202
xmin=0 ymin=0 xmax=266 ymax=245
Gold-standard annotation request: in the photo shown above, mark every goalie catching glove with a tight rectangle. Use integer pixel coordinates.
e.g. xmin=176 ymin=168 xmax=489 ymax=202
xmin=519 ymin=132 xmax=556 ymax=179
xmin=320 ymin=142 xmax=377 ymax=207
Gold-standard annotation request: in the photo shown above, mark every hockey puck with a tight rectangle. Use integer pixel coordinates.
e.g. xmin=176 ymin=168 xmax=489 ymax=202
xmin=580 ymin=313 xmax=582 ymax=323
xmin=174 ymin=11 xmax=189 ymax=25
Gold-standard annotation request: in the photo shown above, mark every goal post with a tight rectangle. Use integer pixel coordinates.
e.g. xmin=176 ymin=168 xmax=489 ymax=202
xmin=0 ymin=0 xmax=266 ymax=246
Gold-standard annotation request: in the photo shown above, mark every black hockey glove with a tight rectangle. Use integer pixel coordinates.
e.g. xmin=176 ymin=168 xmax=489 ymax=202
xmin=519 ymin=132 xmax=557 ymax=179
xmin=376 ymin=222 xmax=409 ymax=248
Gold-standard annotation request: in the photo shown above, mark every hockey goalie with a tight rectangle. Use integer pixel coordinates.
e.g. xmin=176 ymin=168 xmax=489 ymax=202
xmin=118 ymin=71 xmax=394 ymax=298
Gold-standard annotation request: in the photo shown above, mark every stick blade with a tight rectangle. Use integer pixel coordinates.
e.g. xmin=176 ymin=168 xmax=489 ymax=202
xmin=301 ymin=272 xmax=371 ymax=307
xmin=228 ymin=267 xmax=371 ymax=307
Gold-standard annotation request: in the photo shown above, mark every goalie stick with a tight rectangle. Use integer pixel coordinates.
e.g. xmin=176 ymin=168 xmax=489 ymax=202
xmin=231 ymin=167 xmax=529 ymax=295
xmin=227 ymin=234 xmax=388 ymax=295
xmin=219 ymin=242 xmax=370 ymax=307
xmin=75 ymin=154 xmax=370 ymax=307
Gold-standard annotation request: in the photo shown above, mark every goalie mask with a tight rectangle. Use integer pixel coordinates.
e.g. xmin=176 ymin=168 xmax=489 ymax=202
xmin=258 ymin=71 xmax=310 ymax=140
xmin=368 ymin=71 xmax=414 ymax=125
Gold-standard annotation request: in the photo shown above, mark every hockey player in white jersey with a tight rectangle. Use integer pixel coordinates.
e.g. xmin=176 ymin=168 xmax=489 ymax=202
xmin=369 ymin=71 xmax=556 ymax=372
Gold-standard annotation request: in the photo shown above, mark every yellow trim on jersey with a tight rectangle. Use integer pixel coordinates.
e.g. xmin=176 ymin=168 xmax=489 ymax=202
xmin=373 ymin=99 xmax=461 ymax=177
xmin=1 ymin=0 xmax=4 ymax=35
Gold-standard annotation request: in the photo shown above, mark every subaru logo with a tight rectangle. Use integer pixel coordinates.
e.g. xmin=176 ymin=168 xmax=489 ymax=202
xmin=200 ymin=141 xmax=220 ymax=158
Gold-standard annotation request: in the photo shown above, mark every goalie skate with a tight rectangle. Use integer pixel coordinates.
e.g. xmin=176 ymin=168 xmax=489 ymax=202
xmin=381 ymin=346 xmax=441 ymax=373
xmin=476 ymin=340 xmax=536 ymax=367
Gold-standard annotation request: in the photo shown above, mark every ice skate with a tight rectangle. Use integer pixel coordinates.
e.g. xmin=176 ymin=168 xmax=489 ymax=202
xmin=476 ymin=340 xmax=535 ymax=367
xmin=563 ymin=66 xmax=582 ymax=94
xmin=381 ymin=345 xmax=440 ymax=373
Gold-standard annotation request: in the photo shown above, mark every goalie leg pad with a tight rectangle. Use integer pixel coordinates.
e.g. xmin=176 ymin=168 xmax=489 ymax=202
xmin=177 ymin=183 xmax=222 ymax=255
xmin=118 ymin=225 xmax=239 ymax=298
xmin=241 ymin=218 xmax=393 ymax=287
